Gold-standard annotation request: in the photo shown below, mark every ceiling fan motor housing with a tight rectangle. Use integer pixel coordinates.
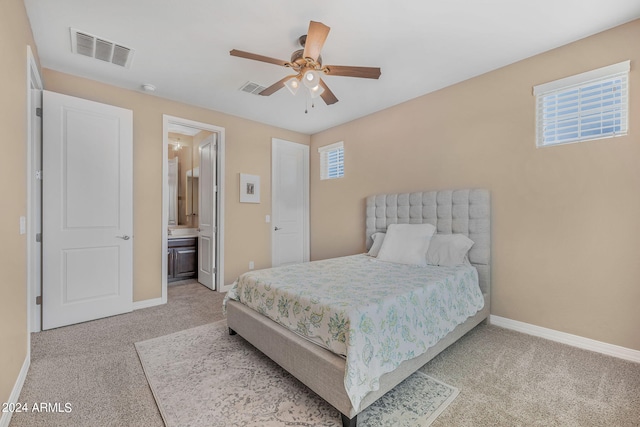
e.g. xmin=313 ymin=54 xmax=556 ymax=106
xmin=290 ymin=49 xmax=322 ymax=68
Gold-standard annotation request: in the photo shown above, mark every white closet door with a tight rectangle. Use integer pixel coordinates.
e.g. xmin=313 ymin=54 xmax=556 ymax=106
xmin=42 ymin=91 xmax=133 ymax=330
xmin=271 ymin=139 xmax=309 ymax=267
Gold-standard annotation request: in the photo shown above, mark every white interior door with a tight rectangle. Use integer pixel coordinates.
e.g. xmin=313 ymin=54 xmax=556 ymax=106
xmin=198 ymin=134 xmax=216 ymax=289
xmin=42 ymin=90 xmax=133 ymax=330
xmin=28 ymin=51 xmax=43 ymax=332
xmin=271 ymin=139 xmax=309 ymax=267
xmin=32 ymin=90 xmax=43 ymax=330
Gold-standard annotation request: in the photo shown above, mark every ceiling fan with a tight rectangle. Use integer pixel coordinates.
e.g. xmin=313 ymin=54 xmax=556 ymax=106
xmin=230 ymin=21 xmax=381 ymax=106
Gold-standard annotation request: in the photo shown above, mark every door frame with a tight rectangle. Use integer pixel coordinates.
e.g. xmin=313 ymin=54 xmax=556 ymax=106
xmin=271 ymin=138 xmax=310 ymax=267
xmin=162 ymin=115 xmax=225 ymax=300
xmin=27 ymin=46 xmax=43 ymax=333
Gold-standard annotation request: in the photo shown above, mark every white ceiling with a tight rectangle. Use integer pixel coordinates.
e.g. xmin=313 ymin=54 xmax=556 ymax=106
xmin=24 ymin=0 xmax=640 ymax=135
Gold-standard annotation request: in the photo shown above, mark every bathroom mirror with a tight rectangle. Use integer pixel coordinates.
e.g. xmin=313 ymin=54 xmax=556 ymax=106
xmin=167 ymin=130 xmax=200 ymax=227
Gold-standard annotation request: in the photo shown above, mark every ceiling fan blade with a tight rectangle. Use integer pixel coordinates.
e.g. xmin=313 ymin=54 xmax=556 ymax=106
xmin=319 ymin=79 xmax=338 ymax=105
xmin=259 ymin=75 xmax=293 ymax=96
xmin=324 ymin=65 xmax=381 ymax=79
xmin=303 ymin=21 xmax=330 ymax=62
xmin=229 ymin=49 xmax=289 ymax=67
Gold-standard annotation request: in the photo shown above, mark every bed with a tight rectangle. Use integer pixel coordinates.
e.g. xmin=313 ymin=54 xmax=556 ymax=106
xmin=225 ymin=189 xmax=490 ymax=427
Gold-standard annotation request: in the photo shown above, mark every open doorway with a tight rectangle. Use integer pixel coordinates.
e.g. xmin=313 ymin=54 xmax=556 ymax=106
xmin=162 ymin=115 xmax=225 ymax=302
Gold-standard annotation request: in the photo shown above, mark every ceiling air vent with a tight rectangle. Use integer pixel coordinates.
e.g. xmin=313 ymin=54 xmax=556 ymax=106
xmin=70 ymin=28 xmax=135 ymax=68
xmin=239 ymin=81 xmax=267 ymax=95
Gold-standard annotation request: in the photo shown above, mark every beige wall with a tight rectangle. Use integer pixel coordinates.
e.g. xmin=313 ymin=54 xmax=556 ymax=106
xmin=43 ymin=69 xmax=310 ymax=300
xmin=0 ymin=0 xmax=38 ymax=409
xmin=310 ymin=20 xmax=640 ymax=351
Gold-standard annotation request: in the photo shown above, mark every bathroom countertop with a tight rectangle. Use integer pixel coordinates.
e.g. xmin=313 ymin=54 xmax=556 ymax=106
xmin=168 ymin=234 xmax=198 ymax=239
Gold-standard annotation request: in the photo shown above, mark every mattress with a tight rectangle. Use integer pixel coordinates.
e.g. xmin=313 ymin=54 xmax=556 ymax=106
xmin=225 ymin=254 xmax=484 ymax=411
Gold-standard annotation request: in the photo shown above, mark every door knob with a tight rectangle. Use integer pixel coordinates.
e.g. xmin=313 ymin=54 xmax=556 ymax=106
xmin=116 ymin=235 xmax=131 ymax=240
xmin=274 ymin=226 xmax=281 ymax=231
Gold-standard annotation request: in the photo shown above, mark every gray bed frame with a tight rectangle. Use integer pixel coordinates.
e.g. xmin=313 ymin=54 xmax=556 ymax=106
xmin=226 ymin=189 xmax=491 ymax=427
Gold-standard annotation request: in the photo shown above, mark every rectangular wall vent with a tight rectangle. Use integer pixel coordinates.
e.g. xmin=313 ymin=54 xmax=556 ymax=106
xmin=70 ymin=28 xmax=135 ymax=68
xmin=239 ymin=81 xmax=267 ymax=95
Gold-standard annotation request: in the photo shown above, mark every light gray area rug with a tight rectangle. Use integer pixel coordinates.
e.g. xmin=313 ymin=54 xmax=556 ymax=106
xmin=135 ymin=321 xmax=459 ymax=427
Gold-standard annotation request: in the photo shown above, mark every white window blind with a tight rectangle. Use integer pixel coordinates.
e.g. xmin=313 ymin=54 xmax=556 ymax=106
xmin=318 ymin=141 xmax=344 ymax=180
xmin=534 ymin=60 xmax=629 ymax=147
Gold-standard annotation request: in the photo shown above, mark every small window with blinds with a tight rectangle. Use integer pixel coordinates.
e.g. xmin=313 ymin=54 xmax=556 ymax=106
xmin=534 ymin=61 xmax=629 ymax=147
xmin=318 ymin=141 xmax=344 ymax=180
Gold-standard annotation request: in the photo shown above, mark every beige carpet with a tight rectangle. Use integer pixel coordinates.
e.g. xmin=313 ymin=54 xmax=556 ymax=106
xmin=11 ymin=281 xmax=640 ymax=426
xmin=135 ymin=321 xmax=459 ymax=426
xmin=11 ymin=281 xmax=224 ymax=427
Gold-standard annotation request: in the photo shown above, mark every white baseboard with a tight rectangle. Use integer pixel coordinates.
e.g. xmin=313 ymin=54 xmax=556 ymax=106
xmin=490 ymin=315 xmax=640 ymax=363
xmin=132 ymin=297 xmax=164 ymax=311
xmin=0 ymin=354 xmax=30 ymax=427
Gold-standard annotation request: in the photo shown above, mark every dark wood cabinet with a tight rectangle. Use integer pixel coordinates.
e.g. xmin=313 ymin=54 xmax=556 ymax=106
xmin=168 ymin=237 xmax=198 ymax=282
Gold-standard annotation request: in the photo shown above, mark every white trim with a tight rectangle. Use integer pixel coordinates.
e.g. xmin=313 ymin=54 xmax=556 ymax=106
xmin=533 ymin=60 xmax=630 ymax=95
xmin=162 ymin=115 xmax=226 ymax=295
xmin=317 ymin=140 xmax=343 ymax=153
xmin=132 ymin=297 xmax=165 ymax=310
xmin=26 ymin=45 xmax=43 ymax=335
xmin=217 ymin=131 xmax=226 ymax=290
xmin=0 ymin=355 xmax=30 ymax=427
xmin=490 ymin=315 xmax=640 ymax=363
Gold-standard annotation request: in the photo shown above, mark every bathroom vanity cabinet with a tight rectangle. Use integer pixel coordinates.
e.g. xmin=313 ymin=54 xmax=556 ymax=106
xmin=168 ymin=237 xmax=198 ymax=282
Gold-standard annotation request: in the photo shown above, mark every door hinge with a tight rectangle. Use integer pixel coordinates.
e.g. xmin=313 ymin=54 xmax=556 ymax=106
xmin=35 ymin=170 xmax=43 ymax=180
xmin=36 ymin=233 xmax=42 ymax=242
xmin=213 ymin=267 xmax=217 ymax=274
xmin=213 ymin=226 xmax=217 ymax=233
xmin=36 ymin=107 xmax=42 ymax=117
xmin=36 ymin=296 xmax=42 ymax=305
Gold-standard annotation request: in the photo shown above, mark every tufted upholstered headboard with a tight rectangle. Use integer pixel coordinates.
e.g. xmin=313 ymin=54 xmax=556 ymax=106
xmin=365 ymin=189 xmax=491 ymax=296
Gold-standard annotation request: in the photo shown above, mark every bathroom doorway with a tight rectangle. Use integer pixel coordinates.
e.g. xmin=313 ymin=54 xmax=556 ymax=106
xmin=162 ymin=115 xmax=225 ymax=300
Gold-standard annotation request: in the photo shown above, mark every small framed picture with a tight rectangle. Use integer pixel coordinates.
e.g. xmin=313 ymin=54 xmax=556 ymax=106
xmin=240 ymin=173 xmax=260 ymax=203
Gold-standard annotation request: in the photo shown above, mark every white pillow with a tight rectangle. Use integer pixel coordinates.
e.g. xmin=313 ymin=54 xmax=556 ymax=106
xmin=376 ymin=223 xmax=436 ymax=266
xmin=367 ymin=232 xmax=386 ymax=257
xmin=426 ymin=234 xmax=475 ymax=266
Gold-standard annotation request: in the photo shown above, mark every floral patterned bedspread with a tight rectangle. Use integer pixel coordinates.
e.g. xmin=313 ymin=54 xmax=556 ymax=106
xmin=224 ymin=254 xmax=484 ymax=412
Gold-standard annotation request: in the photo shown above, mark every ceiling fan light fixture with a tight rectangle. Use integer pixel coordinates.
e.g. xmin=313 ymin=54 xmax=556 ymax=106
xmin=284 ymin=77 xmax=300 ymax=95
xmin=309 ymin=84 xmax=325 ymax=99
xmin=303 ymin=70 xmax=321 ymax=89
